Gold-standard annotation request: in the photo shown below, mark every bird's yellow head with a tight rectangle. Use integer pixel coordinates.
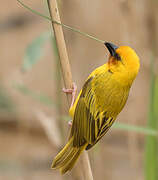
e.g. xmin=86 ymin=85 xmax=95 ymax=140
xmin=105 ymin=42 xmax=140 ymax=85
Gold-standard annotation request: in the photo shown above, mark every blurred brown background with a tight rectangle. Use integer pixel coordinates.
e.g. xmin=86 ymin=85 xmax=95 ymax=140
xmin=0 ymin=0 xmax=156 ymax=179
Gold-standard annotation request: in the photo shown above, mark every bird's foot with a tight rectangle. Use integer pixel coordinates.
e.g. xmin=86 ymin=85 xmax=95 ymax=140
xmin=68 ymin=120 xmax=72 ymax=126
xmin=62 ymin=82 xmax=77 ymax=108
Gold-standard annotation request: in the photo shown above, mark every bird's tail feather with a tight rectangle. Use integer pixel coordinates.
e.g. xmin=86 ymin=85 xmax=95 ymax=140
xmin=51 ymin=137 xmax=87 ymax=174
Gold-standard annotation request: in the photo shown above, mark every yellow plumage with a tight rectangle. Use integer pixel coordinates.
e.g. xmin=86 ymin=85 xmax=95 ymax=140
xmin=52 ymin=43 xmax=140 ymax=174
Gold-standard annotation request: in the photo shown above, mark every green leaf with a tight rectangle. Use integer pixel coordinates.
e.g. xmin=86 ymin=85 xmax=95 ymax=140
xmin=114 ymin=122 xmax=158 ymax=137
xmin=0 ymin=87 xmax=14 ymax=113
xmin=145 ymin=55 xmax=158 ymax=180
xmin=14 ymin=84 xmax=55 ymax=107
xmin=21 ymin=31 xmax=51 ymax=72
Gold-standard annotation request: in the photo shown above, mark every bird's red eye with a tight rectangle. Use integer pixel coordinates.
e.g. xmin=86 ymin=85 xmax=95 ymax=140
xmin=108 ymin=56 xmax=118 ymax=65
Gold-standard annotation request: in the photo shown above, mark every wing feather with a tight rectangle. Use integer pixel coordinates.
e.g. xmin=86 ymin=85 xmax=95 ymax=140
xmin=71 ymin=75 xmax=114 ymax=148
xmin=70 ymin=66 xmax=129 ymax=149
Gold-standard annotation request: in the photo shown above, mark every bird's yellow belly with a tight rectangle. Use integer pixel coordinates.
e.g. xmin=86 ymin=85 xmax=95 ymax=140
xmin=93 ymin=76 xmax=130 ymax=117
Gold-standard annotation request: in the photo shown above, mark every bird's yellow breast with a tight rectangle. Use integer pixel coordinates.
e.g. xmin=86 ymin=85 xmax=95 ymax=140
xmin=70 ymin=64 xmax=129 ymax=118
xmin=90 ymin=64 xmax=130 ymax=117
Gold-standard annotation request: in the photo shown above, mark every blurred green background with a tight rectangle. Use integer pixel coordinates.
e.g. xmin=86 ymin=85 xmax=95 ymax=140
xmin=0 ymin=0 xmax=158 ymax=180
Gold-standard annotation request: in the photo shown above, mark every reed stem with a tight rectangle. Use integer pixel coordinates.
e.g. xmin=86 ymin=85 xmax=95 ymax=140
xmin=47 ymin=0 xmax=93 ymax=179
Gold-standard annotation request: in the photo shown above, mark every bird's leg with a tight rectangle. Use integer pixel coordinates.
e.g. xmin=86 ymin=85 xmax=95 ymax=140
xmin=62 ymin=82 xmax=77 ymax=108
xmin=62 ymin=82 xmax=77 ymax=126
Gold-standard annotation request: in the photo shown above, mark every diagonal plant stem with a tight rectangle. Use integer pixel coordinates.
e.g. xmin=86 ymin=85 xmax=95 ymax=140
xmin=16 ymin=0 xmax=104 ymax=44
xmin=47 ymin=0 xmax=93 ymax=179
xmin=47 ymin=0 xmax=73 ymax=105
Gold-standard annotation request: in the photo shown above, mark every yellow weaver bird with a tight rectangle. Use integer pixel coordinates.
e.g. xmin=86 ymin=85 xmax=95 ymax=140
xmin=52 ymin=42 xmax=140 ymax=174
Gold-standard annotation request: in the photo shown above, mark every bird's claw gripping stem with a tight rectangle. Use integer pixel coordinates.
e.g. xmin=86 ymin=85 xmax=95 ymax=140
xmin=63 ymin=83 xmax=77 ymax=126
xmin=62 ymin=82 xmax=77 ymax=108
xmin=68 ymin=120 xmax=72 ymax=126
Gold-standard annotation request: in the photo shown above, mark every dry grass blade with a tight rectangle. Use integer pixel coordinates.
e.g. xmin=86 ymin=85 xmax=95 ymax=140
xmin=34 ymin=109 xmax=62 ymax=148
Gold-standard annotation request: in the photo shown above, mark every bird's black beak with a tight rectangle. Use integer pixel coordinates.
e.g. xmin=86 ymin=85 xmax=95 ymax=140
xmin=104 ymin=42 xmax=120 ymax=60
xmin=104 ymin=42 xmax=118 ymax=56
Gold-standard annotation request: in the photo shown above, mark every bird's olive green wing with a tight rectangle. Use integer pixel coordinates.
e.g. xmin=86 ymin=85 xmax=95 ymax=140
xmin=70 ymin=76 xmax=114 ymax=148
